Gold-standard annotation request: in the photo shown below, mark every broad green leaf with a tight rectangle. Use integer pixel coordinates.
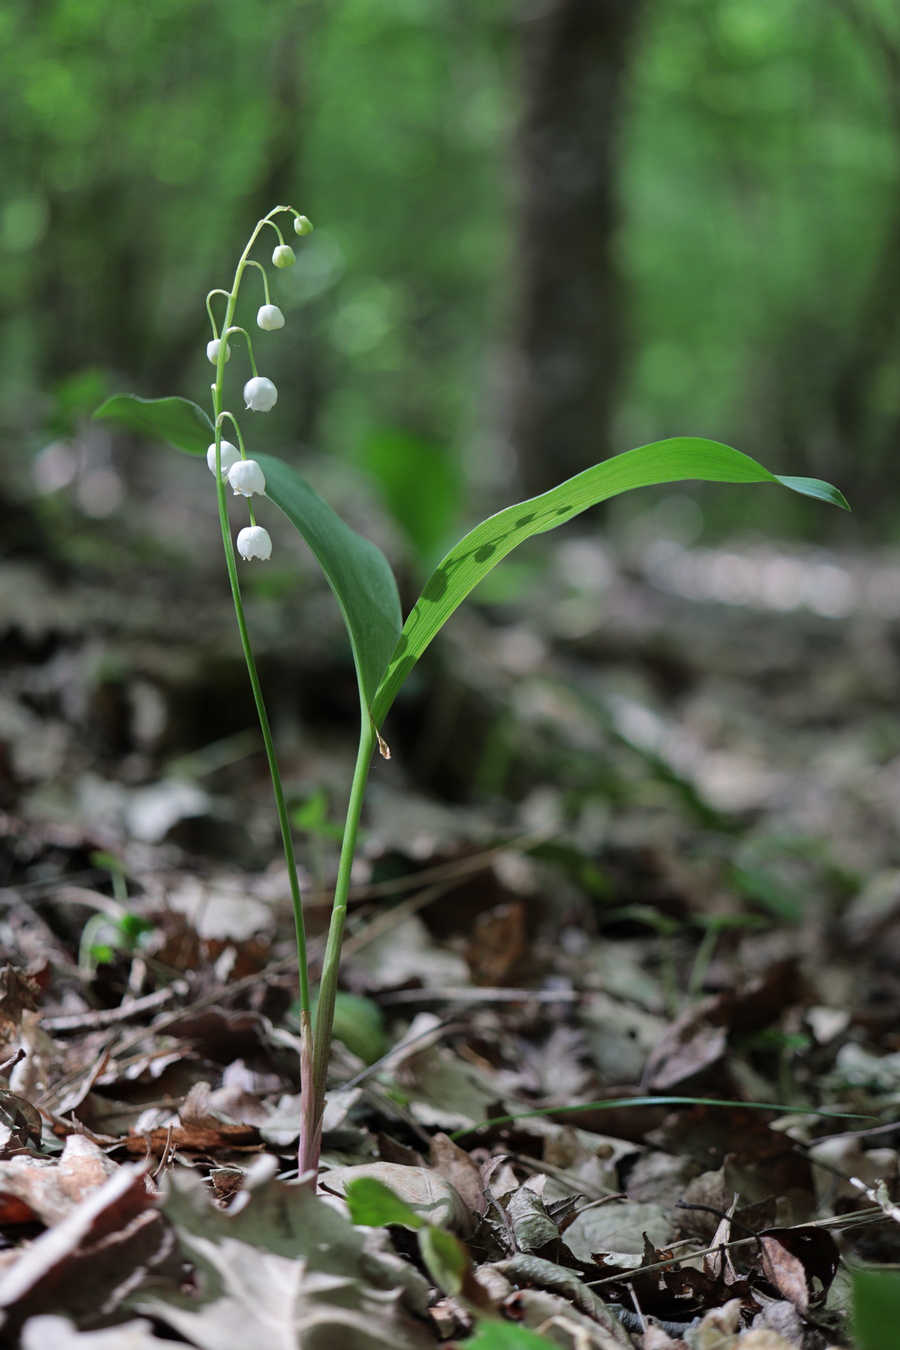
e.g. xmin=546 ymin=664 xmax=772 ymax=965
xmin=853 ymin=1269 xmax=900 ymax=1350
xmin=417 ymin=1224 xmax=469 ymax=1296
xmin=344 ymin=1177 xmax=423 ymax=1230
xmin=94 ymin=393 xmax=213 ymax=454
xmin=357 ymin=426 xmax=462 ymax=567
xmin=257 ymin=453 xmax=402 ymax=708
xmin=371 ymin=437 xmax=849 ymax=726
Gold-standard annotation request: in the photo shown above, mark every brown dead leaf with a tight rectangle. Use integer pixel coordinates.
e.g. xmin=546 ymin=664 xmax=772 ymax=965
xmin=736 ymin=1332 xmax=797 ymax=1349
xmin=643 ymin=1326 xmax=689 ymax=1350
xmin=117 ymin=1123 xmax=262 ymax=1159
xmin=0 ymin=1088 xmax=43 ymax=1155
xmin=0 ymin=1136 xmax=119 ymax=1226
xmin=758 ymin=1233 xmax=809 ymax=1313
xmin=0 ymin=1163 xmax=171 ymax=1339
xmin=641 ymin=1001 xmax=727 ymax=1091
xmin=430 ymin=1131 xmax=488 ymax=1216
xmin=0 ymin=968 xmax=39 ymax=1050
xmin=757 ymin=1226 xmax=840 ymax=1312
xmin=465 ymin=900 xmax=527 ymax=986
xmin=504 ymin=1286 xmax=630 ymax=1349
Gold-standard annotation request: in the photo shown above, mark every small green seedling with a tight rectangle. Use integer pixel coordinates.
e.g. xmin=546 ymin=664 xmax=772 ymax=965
xmin=79 ymin=851 xmax=153 ymax=973
xmin=344 ymin=1176 xmax=472 ymax=1299
xmin=95 ymin=205 xmax=848 ymax=1177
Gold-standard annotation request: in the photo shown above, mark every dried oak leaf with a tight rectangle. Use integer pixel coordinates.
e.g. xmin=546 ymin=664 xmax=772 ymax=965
xmin=756 ymin=1226 xmax=840 ymax=1313
xmin=138 ymin=1157 xmax=433 ymax=1349
xmin=429 ymin=1132 xmax=488 ymax=1218
xmin=0 ymin=1163 xmax=170 ymax=1340
xmin=0 ymin=1135 xmax=118 ymax=1226
xmin=141 ymin=1241 xmax=422 ymax=1350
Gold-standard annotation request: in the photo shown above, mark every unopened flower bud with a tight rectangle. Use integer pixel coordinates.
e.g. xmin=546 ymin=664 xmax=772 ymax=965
xmin=272 ymin=244 xmax=295 ymax=269
xmin=206 ymin=440 xmax=240 ymax=478
xmin=237 ymin=525 xmax=272 ymax=561
xmin=257 ymin=304 xmax=285 ymax=331
xmin=228 ymin=458 xmax=266 ymax=497
xmin=294 ymin=215 xmax=313 ymax=237
xmin=207 ymin=338 xmax=231 ymax=364
xmin=243 ymin=376 xmax=278 ymax=412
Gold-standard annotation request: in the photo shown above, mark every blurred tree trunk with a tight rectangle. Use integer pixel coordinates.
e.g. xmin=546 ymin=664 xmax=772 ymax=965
xmin=510 ymin=0 xmax=645 ymax=497
xmin=828 ymin=0 xmax=900 ymax=510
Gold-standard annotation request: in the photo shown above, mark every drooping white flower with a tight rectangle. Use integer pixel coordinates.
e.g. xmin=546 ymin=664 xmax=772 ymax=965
xmin=272 ymin=244 xmax=295 ymax=269
xmin=206 ymin=440 xmax=240 ymax=477
xmin=237 ymin=525 xmax=272 ymax=560
xmin=294 ymin=215 xmax=313 ymax=237
xmin=257 ymin=304 xmax=285 ymax=331
xmin=206 ymin=338 xmax=231 ymax=364
xmin=243 ymin=376 xmax=278 ymax=412
xmin=228 ymin=458 xmax=266 ymax=497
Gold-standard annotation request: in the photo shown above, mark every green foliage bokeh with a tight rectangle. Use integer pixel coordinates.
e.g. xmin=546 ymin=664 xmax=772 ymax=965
xmin=4 ymin=0 xmax=899 ymax=531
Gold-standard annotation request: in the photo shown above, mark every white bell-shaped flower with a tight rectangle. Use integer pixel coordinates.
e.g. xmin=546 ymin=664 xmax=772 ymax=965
xmin=228 ymin=458 xmax=267 ymax=497
xmin=243 ymin=376 xmax=278 ymax=412
xmin=237 ymin=525 xmax=272 ymax=561
xmin=206 ymin=338 xmax=231 ymax=364
xmin=257 ymin=304 xmax=285 ymax=331
xmin=294 ymin=215 xmax=313 ymax=237
xmin=272 ymin=244 xmax=295 ymax=269
xmin=206 ymin=440 xmax=240 ymax=478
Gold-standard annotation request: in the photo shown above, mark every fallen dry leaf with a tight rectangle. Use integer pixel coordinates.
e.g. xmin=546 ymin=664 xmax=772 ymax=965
xmin=0 ymin=1163 xmax=170 ymax=1339
xmin=321 ymin=1160 xmax=475 ymax=1236
xmin=0 ymin=1135 xmax=118 ymax=1225
xmin=21 ymin=1314 xmax=165 ymax=1347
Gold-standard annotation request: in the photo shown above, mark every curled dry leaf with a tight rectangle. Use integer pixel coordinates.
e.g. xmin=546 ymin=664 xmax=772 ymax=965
xmin=504 ymin=1287 xmax=629 ymax=1350
xmin=0 ymin=1163 xmax=168 ymax=1340
xmin=429 ymin=1131 xmax=489 ymax=1217
xmin=757 ymin=1226 xmax=840 ymax=1313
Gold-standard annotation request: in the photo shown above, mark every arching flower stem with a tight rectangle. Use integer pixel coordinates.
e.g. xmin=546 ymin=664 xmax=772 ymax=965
xmin=210 ymin=211 xmax=310 ymax=1031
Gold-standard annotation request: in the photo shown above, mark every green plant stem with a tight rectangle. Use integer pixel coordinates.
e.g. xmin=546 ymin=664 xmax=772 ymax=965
xmin=300 ymin=704 xmax=375 ymax=1172
xmin=211 ymin=209 xmax=310 ymax=1021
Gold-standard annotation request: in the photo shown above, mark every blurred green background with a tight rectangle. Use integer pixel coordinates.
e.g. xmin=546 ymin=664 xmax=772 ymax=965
xmin=3 ymin=0 xmax=899 ymax=553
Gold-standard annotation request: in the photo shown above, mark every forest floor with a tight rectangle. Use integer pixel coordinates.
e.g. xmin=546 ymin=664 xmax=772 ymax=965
xmin=1 ymin=496 xmax=900 ymax=1349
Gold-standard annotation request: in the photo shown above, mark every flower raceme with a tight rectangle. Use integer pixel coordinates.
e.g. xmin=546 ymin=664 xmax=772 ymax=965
xmin=244 ymin=376 xmax=278 ymax=412
xmin=236 ymin=525 xmax=272 ymax=561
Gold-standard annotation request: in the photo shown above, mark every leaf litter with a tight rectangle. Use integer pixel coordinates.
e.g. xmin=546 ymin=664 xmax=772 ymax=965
xmin=2 ymin=530 xmax=900 ymax=1346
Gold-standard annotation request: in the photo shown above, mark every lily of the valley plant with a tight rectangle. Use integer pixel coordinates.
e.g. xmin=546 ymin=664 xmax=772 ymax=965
xmin=96 ymin=205 xmax=849 ymax=1178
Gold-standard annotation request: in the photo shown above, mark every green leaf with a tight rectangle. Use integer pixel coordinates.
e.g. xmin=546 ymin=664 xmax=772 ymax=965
xmin=853 ymin=1269 xmax=900 ymax=1350
xmin=357 ymin=426 xmax=462 ymax=567
xmin=448 ymin=1095 xmax=872 ymax=1142
xmin=257 ymin=454 xmax=402 ymax=708
xmin=94 ymin=393 xmax=214 ymax=454
xmin=464 ymin=1323 xmax=558 ymax=1350
xmin=344 ymin=1177 xmax=423 ymax=1230
xmin=417 ymin=1224 xmax=469 ymax=1296
xmin=370 ymin=438 xmax=849 ymax=726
